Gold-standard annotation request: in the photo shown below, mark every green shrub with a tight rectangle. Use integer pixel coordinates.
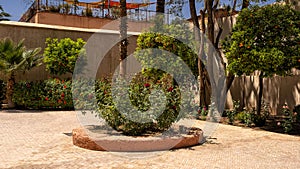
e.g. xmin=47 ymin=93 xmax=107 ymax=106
xmin=135 ymin=23 xmax=199 ymax=78
xmin=12 ymin=79 xmax=73 ymax=109
xmin=43 ymin=38 xmax=86 ymax=75
xmin=293 ymin=105 xmax=300 ymax=123
xmin=225 ymin=100 xmax=240 ymax=124
xmin=236 ymin=111 xmax=252 ymax=127
xmin=95 ymin=73 xmax=195 ymax=136
xmin=0 ymin=79 xmax=6 ymax=104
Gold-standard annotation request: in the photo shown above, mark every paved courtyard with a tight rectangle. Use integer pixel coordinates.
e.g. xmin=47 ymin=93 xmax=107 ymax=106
xmin=0 ymin=110 xmax=300 ymax=169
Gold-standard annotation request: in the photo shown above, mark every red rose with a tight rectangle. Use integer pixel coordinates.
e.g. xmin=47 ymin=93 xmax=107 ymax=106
xmin=64 ymin=100 xmax=67 ymax=105
xmin=144 ymin=83 xmax=151 ymax=88
xmin=61 ymin=93 xmax=65 ymax=97
xmin=63 ymin=85 xmax=67 ymax=89
xmin=167 ymin=87 xmax=173 ymax=92
xmin=45 ymin=97 xmax=49 ymax=101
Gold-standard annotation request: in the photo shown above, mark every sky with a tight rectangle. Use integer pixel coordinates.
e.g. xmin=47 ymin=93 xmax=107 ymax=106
xmin=0 ymin=0 xmax=276 ymax=21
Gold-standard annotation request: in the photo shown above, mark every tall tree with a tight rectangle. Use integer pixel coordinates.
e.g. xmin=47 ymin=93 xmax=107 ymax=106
xmin=222 ymin=4 xmax=300 ymax=114
xmin=156 ymin=0 xmax=166 ymax=13
xmin=119 ymin=0 xmax=128 ymax=77
xmin=0 ymin=5 xmax=10 ymax=21
xmin=0 ymin=38 xmax=41 ymax=108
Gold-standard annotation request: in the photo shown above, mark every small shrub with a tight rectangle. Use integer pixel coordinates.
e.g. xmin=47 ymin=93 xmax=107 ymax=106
xmin=281 ymin=104 xmax=296 ymax=133
xmin=198 ymin=106 xmax=208 ymax=120
xmin=43 ymin=38 xmax=86 ymax=75
xmin=293 ymin=105 xmax=300 ymax=123
xmin=236 ymin=111 xmax=252 ymax=127
xmin=13 ymin=79 xmax=73 ymax=109
xmin=250 ymin=102 xmax=270 ymax=127
xmin=225 ymin=100 xmax=240 ymax=124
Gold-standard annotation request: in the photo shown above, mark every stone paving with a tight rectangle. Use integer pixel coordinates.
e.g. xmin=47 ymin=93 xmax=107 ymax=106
xmin=1 ymin=110 xmax=300 ymax=169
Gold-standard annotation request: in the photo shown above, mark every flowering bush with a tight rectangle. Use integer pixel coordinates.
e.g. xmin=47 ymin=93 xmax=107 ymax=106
xmin=96 ymin=73 xmax=196 ymax=136
xmin=12 ymin=79 xmax=73 ymax=109
xmin=281 ymin=104 xmax=294 ymax=133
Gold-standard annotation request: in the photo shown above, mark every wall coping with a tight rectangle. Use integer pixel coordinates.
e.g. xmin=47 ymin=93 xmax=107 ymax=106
xmin=0 ymin=21 xmax=141 ymax=36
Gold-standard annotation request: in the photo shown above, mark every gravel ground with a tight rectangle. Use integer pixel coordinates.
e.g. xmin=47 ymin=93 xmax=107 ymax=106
xmin=0 ymin=110 xmax=300 ymax=169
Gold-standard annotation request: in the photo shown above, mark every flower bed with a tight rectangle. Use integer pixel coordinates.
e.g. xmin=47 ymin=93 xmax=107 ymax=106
xmin=13 ymin=79 xmax=73 ymax=109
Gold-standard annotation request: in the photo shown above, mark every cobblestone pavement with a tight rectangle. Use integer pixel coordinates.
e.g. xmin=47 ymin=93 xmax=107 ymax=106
xmin=1 ymin=110 xmax=300 ymax=169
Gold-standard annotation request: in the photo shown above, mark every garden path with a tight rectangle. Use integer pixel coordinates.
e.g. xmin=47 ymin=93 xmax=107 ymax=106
xmin=0 ymin=110 xmax=300 ymax=169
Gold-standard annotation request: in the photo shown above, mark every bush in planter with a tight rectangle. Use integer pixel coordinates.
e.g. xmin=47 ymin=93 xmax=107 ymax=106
xmin=95 ymin=73 xmax=195 ymax=136
xmin=12 ymin=79 xmax=73 ymax=109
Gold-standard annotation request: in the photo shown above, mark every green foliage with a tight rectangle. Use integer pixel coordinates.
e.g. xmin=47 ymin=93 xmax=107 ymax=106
xmin=293 ymin=104 xmax=300 ymax=123
xmin=0 ymin=5 xmax=10 ymax=21
xmin=95 ymin=73 xmax=195 ymax=136
xmin=12 ymin=79 xmax=73 ymax=109
xmin=0 ymin=38 xmax=42 ymax=74
xmin=225 ymin=100 xmax=240 ymax=124
xmin=235 ymin=102 xmax=270 ymax=127
xmin=198 ymin=105 xmax=208 ymax=120
xmin=0 ymin=79 xmax=6 ymax=104
xmin=43 ymin=38 xmax=86 ymax=75
xmin=281 ymin=104 xmax=294 ymax=133
xmin=222 ymin=4 xmax=300 ymax=77
xmin=135 ymin=22 xmax=199 ymax=78
xmin=236 ymin=111 xmax=253 ymax=127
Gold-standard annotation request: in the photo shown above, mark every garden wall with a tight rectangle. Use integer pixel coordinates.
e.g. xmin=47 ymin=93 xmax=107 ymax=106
xmin=0 ymin=21 xmax=139 ymax=81
xmin=0 ymin=21 xmax=299 ymax=115
xmin=227 ymin=70 xmax=300 ymax=115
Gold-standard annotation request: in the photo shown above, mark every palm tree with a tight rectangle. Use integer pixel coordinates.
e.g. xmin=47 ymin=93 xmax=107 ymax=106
xmin=0 ymin=5 xmax=10 ymax=21
xmin=0 ymin=38 xmax=42 ymax=108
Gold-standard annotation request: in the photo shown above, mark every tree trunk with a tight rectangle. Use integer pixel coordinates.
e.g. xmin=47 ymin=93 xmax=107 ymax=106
xmin=156 ymin=0 xmax=165 ymax=13
xmin=189 ymin=0 xmax=200 ymax=41
xmin=242 ymin=0 xmax=250 ymax=9
xmin=6 ymin=73 xmax=15 ymax=108
xmin=257 ymin=73 xmax=264 ymax=115
xmin=206 ymin=0 xmax=214 ymax=45
xmin=119 ymin=0 xmax=128 ymax=77
xmin=198 ymin=8 xmax=210 ymax=107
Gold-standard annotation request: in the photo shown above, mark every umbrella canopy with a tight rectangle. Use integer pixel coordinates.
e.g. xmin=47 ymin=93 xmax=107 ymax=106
xmin=64 ymin=0 xmax=154 ymax=9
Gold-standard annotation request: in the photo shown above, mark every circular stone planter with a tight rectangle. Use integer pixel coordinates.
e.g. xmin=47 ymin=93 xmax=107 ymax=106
xmin=72 ymin=126 xmax=203 ymax=152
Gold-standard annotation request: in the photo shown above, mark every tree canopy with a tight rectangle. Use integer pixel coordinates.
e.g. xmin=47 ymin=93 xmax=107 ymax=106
xmin=43 ymin=38 xmax=86 ymax=75
xmin=222 ymin=4 xmax=300 ymax=77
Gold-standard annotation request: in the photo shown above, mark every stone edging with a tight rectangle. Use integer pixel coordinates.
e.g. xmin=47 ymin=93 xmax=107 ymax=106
xmin=72 ymin=127 xmax=203 ymax=152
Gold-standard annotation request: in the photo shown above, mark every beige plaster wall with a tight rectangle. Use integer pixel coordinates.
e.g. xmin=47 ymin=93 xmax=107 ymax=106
xmin=29 ymin=12 xmax=153 ymax=32
xmin=0 ymin=21 xmax=139 ymax=81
